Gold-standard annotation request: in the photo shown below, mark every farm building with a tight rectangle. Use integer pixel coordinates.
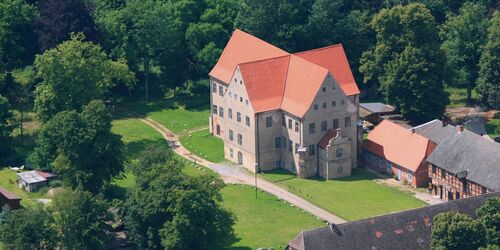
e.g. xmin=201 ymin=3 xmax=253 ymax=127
xmin=0 ymin=187 xmax=21 ymax=210
xmin=17 ymin=171 xmax=57 ymax=192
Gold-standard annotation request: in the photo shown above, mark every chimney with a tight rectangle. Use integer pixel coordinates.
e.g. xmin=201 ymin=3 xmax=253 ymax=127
xmin=456 ymin=125 xmax=464 ymax=133
xmin=441 ymin=115 xmax=448 ymax=127
xmin=411 ymin=128 xmax=415 ymax=134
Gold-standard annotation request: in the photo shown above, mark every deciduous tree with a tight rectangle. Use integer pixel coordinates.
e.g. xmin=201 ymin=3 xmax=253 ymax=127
xmin=0 ymin=95 xmax=12 ymax=163
xmin=477 ymin=197 xmax=500 ymax=246
xmin=431 ymin=212 xmax=486 ymax=250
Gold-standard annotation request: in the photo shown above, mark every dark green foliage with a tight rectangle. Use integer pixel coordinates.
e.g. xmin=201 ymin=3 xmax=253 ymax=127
xmin=0 ymin=95 xmax=13 ymax=163
xmin=360 ymin=3 xmax=449 ymax=122
xmin=431 ymin=212 xmax=486 ymax=250
xmin=0 ymin=0 xmax=38 ymax=71
xmin=51 ymin=188 xmax=112 ymax=249
xmin=130 ymin=144 xmax=173 ymax=176
xmin=0 ymin=205 xmax=57 ymax=250
xmin=35 ymin=0 xmax=98 ymax=51
xmin=477 ymin=197 xmax=500 ymax=246
xmin=124 ymin=149 xmax=235 ymax=249
xmin=29 ymin=100 xmax=125 ymax=193
xmin=33 ymin=33 xmax=135 ymax=122
xmin=440 ymin=2 xmax=489 ymax=103
xmin=476 ymin=12 xmax=500 ymax=109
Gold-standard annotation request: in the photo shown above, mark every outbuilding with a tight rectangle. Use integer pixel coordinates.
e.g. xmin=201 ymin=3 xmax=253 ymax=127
xmin=0 ymin=187 xmax=21 ymax=210
xmin=17 ymin=171 xmax=56 ymax=192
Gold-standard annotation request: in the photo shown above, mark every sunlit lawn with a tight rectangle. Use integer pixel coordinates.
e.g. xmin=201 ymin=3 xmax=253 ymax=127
xmin=123 ymin=93 xmax=210 ymax=133
xmin=486 ymin=118 xmax=500 ymax=138
xmin=260 ymin=168 xmax=427 ymax=221
xmin=221 ymin=185 xmax=323 ymax=250
xmin=446 ymin=87 xmax=478 ymax=107
xmin=179 ymin=129 xmax=225 ymax=163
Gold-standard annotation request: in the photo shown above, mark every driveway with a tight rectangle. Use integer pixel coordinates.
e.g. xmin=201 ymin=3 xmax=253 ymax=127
xmin=122 ymin=109 xmax=346 ymax=224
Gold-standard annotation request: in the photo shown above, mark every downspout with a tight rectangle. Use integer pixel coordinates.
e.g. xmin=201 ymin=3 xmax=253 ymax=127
xmin=209 ymin=78 xmax=214 ymax=135
xmin=255 ymin=114 xmax=260 ymax=172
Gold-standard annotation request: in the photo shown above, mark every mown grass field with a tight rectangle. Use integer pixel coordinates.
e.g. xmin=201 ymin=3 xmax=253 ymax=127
xmin=486 ymin=118 xmax=500 ymax=138
xmin=260 ymin=168 xmax=427 ymax=221
xmin=111 ymin=117 xmax=322 ymax=249
xmin=123 ymin=93 xmax=210 ymax=133
xmin=179 ymin=129 xmax=225 ymax=163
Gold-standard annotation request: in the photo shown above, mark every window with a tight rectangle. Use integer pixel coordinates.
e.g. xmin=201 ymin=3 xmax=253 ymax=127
xmin=288 ymin=119 xmax=292 ymax=129
xmin=322 ymin=87 xmax=326 ymax=92
xmin=234 ymin=94 xmax=237 ymax=100
xmin=237 ymin=133 xmax=243 ymax=145
xmin=332 ymin=101 xmax=336 ymax=107
xmin=228 ymin=108 xmax=233 ymax=119
xmin=240 ymin=80 xmax=242 ymax=84
xmin=212 ymin=83 xmax=217 ymax=93
xmin=345 ymin=117 xmax=351 ymax=127
xmin=336 ymin=148 xmax=343 ymax=158
xmin=234 ymin=78 xmax=237 ymax=83
xmin=237 ymin=112 xmax=241 ymax=123
xmin=295 ymin=122 xmax=299 ymax=132
xmin=322 ymin=103 xmax=327 ymax=109
xmin=431 ymin=165 xmax=436 ymax=174
xmin=219 ymin=86 xmax=224 ymax=96
xmin=408 ymin=171 xmax=413 ymax=182
xmin=321 ymin=121 xmax=327 ymax=132
xmin=275 ymin=137 xmax=282 ymax=148
xmin=229 ymin=91 xmax=232 ymax=97
xmin=333 ymin=119 xmax=339 ymax=129
xmin=314 ymin=104 xmax=318 ymax=110
xmin=246 ymin=116 xmax=250 ymax=127
xmin=240 ymin=97 xmax=243 ymax=102
xmin=309 ymin=123 xmax=316 ymax=134
xmin=308 ymin=145 xmax=315 ymax=156
xmin=219 ymin=107 xmax=224 ymax=118
xmin=266 ymin=117 xmax=273 ymax=128
xmin=337 ymin=166 xmax=343 ymax=174
xmin=441 ymin=169 xmax=446 ymax=179
xmin=340 ymin=100 xmax=345 ymax=105
xmin=275 ymin=160 xmax=281 ymax=168
xmin=332 ymin=85 xmax=335 ymax=90
xmin=229 ymin=129 xmax=234 ymax=141
xmin=245 ymin=99 xmax=248 ymax=105
xmin=230 ymin=148 xmax=233 ymax=158
xmin=288 ymin=140 xmax=293 ymax=152
xmin=282 ymin=115 xmax=286 ymax=127
xmin=295 ymin=143 xmax=299 ymax=153
xmin=212 ymin=105 xmax=218 ymax=115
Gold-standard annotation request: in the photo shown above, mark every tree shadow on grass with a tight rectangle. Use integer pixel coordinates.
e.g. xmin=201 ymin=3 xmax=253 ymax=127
xmin=125 ymin=138 xmax=167 ymax=160
xmin=121 ymin=92 xmax=210 ymax=116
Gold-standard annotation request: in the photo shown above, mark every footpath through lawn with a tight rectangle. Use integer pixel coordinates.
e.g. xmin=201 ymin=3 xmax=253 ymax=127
xmin=111 ymin=116 xmax=322 ymax=249
xmin=260 ymin=168 xmax=427 ymax=221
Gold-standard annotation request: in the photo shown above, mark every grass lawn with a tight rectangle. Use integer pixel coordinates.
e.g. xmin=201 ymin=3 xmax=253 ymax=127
xmin=260 ymin=168 xmax=427 ymax=221
xmin=221 ymin=184 xmax=323 ymax=250
xmin=0 ymin=168 xmax=48 ymax=207
xmin=486 ymin=118 xmax=500 ymax=138
xmin=179 ymin=129 xmax=225 ymax=163
xmin=446 ymin=87 xmax=478 ymax=107
xmin=123 ymin=93 xmax=210 ymax=133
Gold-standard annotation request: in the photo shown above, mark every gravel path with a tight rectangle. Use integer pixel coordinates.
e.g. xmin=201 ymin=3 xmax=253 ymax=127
xmin=123 ymin=109 xmax=346 ymax=224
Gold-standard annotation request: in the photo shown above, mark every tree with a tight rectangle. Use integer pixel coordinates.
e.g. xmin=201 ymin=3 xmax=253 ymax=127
xmin=235 ymin=0 xmax=314 ymax=52
xmin=33 ymin=33 xmax=135 ymax=122
xmin=440 ymin=2 xmax=489 ymax=104
xmin=0 ymin=95 xmax=12 ymax=163
xmin=35 ymin=0 xmax=98 ymax=51
xmin=29 ymin=100 xmax=125 ymax=193
xmin=51 ymin=188 xmax=112 ymax=249
xmin=431 ymin=212 xmax=486 ymax=250
xmin=124 ymin=152 xmax=235 ymax=249
xmin=94 ymin=0 xmax=185 ymax=99
xmin=0 ymin=205 xmax=57 ymax=249
xmin=360 ymin=3 xmax=449 ymax=122
xmin=476 ymin=11 xmax=500 ymax=109
xmin=477 ymin=197 xmax=500 ymax=246
xmin=0 ymin=0 xmax=38 ymax=71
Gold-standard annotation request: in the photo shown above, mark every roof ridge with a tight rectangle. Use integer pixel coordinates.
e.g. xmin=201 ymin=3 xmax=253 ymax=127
xmin=234 ymin=29 xmax=288 ymax=54
xmin=279 ymin=55 xmax=292 ymax=110
xmin=294 ymin=43 xmax=344 ymax=55
xmin=238 ymin=54 xmax=291 ymax=66
xmin=410 ymin=119 xmax=441 ymax=130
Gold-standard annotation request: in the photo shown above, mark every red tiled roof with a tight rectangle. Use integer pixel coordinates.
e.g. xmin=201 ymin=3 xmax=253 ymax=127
xmin=36 ymin=170 xmax=57 ymax=179
xmin=0 ymin=187 xmax=21 ymax=200
xmin=210 ymin=29 xmax=360 ymax=117
xmin=318 ymin=129 xmax=339 ymax=149
xmin=363 ymin=120 xmax=435 ymax=172
xmin=294 ymin=44 xmax=360 ymax=96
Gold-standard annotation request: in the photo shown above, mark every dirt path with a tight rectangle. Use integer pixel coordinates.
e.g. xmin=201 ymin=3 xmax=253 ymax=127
xmin=121 ymin=109 xmax=346 ymax=224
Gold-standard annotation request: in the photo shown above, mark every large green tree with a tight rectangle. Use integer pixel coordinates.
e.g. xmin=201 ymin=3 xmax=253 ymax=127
xmin=124 ymin=151 xmax=235 ymax=249
xmin=360 ymin=3 xmax=449 ymax=122
xmin=94 ymin=0 xmax=185 ymax=99
xmin=33 ymin=33 xmax=135 ymax=122
xmin=476 ymin=11 xmax=500 ymax=109
xmin=29 ymin=100 xmax=125 ymax=193
xmin=440 ymin=2 xmax=489 ymax=103
xmin=0 ymin=95 xmax=12 ymax=163
xmin=51 ymin=188 xmax=112 ymax=249
xmin=0 ymin=0 xmax=37 ymax=72
xmin=431 ymin=212 xmax=486 ymax=250
xmin=0 ymin=205 xmax=57 ymax=249
xmin=477 ymin=197 xmax=500 ymax=246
